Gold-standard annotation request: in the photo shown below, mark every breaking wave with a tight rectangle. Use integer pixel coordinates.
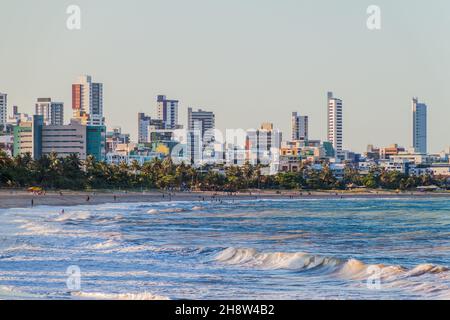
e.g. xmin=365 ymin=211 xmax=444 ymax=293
xmin=147 ymin=208 xmax=187 ymax=214
xmin=215 ymin=248 xmax=450 ymax=283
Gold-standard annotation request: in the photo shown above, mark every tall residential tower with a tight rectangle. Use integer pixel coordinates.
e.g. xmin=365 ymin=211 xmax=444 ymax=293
xmin=156 ymin=95 xmax=179 ymax=129
xmin=327 ymin=92 xmax=343 ymax=156
xmin=187 ymin=108 xmax=215 ymax=164
xmin=412 ymin=97 xmax=427 ymax=154
xmin=291 ymin=112 xmax=308 ymax=142
xmin=72 ymin=75 xmax=104 ymax=126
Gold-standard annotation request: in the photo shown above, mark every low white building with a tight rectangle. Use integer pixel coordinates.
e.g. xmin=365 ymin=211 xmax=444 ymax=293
xmin=430 ymin=164 xmax=450 ymax=177
xmin=106 ymin=153 xmax=165 ymax=166
xmin=390 ymin=152 xmax=434 ymax=165
xmin=379 ymin=159 xmax=410 ymax=174
xmin=357 ymin=160 xmax=377 ymax=175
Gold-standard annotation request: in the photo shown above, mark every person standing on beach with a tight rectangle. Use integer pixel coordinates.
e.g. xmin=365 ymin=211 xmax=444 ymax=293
xmin=31 ymin=199 xmax=34 ymax=207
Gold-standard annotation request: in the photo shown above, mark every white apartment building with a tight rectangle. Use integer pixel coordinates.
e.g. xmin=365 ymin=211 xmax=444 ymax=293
xmin=379 ymin=159 xmax=410 ymax=174
xmin=390 ymin=152 xmax=435 ymax=165
xmin=35 ymin=98 xmax=64 ymax=126
xmin=327 ymin=92 xmax=343 ymax=156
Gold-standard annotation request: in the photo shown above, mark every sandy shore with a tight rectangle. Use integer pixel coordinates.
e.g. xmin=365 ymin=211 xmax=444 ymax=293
xmin=0 ymin=189 xmax=449 ymax=209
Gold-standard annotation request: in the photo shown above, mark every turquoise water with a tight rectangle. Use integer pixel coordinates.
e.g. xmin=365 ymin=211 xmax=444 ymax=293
xmin=0 ymin=198 xmax=449 ymax=300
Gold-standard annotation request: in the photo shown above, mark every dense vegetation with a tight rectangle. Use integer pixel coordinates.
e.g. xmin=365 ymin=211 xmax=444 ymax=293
xmin=0 ymin=151 xmax=448 ymax=191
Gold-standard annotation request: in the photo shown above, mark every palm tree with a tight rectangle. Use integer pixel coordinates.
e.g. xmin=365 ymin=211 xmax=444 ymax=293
xmin=0 ymin=150 xmax=14 ymax=186
xmin=61 ymin=153 xmax=83 ymax=189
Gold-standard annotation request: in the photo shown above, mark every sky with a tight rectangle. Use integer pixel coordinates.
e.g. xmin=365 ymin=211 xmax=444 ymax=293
xmin=0 ymin=0 xmax=449 ymax=153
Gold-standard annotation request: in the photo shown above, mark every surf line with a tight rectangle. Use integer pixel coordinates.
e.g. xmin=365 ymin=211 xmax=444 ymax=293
xmin=175 ymin=304 xmax=210 ymax=318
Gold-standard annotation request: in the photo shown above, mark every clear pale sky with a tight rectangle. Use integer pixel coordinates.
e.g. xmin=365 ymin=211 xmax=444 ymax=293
xmin=0 ymin=0 xmax=449 ymax=153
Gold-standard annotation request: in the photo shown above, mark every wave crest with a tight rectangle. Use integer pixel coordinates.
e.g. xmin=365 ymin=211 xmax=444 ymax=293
xmin=215 ymin=247 xmax=449 ymax=281
xmin=215 ymin=247 xmax=342 ymax=271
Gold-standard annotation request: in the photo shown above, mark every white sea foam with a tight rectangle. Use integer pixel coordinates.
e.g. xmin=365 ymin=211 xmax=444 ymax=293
xmin=115 ymin=245 xmax=150 ymax=253
xmin=165 ymin=208 xmax=186 ymax=213
xmin=406 ymin=264 xmax=448 ymax=277
xmin=0 ymin=285 xmax=41 ymax=299
xmin=1 ymin=243 xmax=42 ymax=253
xmin=18 ymin=222 xmax=62 ymax=236
xmin=147 ymin=207 xmax=187 ymax=214
xmin=86 ymin=239 xmax=120 ymax=250
xmin=17 ymin=221 xmax=94 ymax=238
xmin=53 ymin=211 xmax=91 ymax=222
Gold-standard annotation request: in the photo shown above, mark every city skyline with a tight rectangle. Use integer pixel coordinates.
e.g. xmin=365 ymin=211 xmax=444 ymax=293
xmin=1 ymin=80 xmax=447 ymax=155
xmin=1 ymin=1 xmax=450 ymax=152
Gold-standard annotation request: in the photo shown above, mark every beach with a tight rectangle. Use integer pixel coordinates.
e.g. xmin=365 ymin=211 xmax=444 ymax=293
xmin=1 ymin=189 xmax=450 ymax=209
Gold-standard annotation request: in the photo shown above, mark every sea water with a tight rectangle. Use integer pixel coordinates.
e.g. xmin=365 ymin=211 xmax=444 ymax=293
xmin=0 ymin=198 xmax=449 ymax=300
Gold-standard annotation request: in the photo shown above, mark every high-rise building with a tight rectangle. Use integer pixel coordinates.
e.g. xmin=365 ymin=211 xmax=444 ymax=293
xmin=86 ymin=125 xmax=107 ymax=160
xmin=138 ymin=113 xmax=165 ymax=143
xmin=35 ymin=98 xmax=64 ymax=126
xmin=0 ymin=93 xmax=7 ymax=127
xmin=138 ymin=113 xmax=152 ymax=143
xmin=72 ymin=75 xmax=104 ymax=126
xmin=156 ymin=95 xmax=179 ymax=129
xmin=187 ymin=108 xmax=215 ymax=134
xmin=291 ymin=112 xmax=308 ymax=142
xmin=327 ymin=92 xmax=343 ymax=156
xmin=246 ymin=123 xmax=282 ymax=173
xmin=187 ymin=108 xmax=215 ymax=164
xmin=412 ymin=97 xmax=427 ymax=154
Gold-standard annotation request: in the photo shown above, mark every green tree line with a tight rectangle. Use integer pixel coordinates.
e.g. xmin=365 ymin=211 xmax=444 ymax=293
xmin=0 ymin=150 xmax=448 ymax=191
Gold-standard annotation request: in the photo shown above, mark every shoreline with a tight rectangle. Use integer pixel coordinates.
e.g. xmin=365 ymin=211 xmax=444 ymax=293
xmin=1 ymin=189 xmax=449 ymax=209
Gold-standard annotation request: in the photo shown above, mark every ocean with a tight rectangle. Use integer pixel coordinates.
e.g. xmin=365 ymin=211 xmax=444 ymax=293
xmin=0 ymin=197 xmax=449 ymax=300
